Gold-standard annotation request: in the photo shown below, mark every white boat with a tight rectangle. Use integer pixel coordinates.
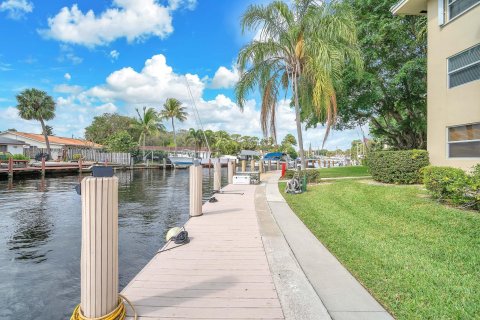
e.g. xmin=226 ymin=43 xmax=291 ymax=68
xmin=168 ymin=153 xmax=198 ymax=166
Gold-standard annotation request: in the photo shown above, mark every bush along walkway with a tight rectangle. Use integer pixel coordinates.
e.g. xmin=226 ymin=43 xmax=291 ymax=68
xmin=266 ymin=173 xmax=393 ymax=320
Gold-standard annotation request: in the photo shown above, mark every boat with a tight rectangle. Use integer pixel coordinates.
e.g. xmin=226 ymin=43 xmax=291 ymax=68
xmin=168 ymin=152 xmax=198 ymax=167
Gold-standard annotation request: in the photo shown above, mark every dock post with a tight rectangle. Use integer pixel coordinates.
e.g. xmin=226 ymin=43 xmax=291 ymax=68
xmin=259 ymin=160 xmax=264 ymax=173
xmin=41 ymin=157 xmax=46 ymax=176
xmin=208 ymin=158 xmax=212 ymax=170
xmin=80 ymin=176 xmax=119 ymax=319
xmin=268 ymin=160 xmax=272 ymax=171
xmin=241 ymin=160 xmax=246 ymax=173
xmin=213 ymin=160 xmax=221 ymax=192
xmin=79 ymin=158 xmax=83 ymax=175
xmin=227 ymin=160 xmax=234 ymax=184
xmin=250 ymin=159 xmax=255 ymax=171
xmin=189 ymin=165 xmax=203 ymax=217
xmin=276 ymin=161 xmax=280 ymax=170
xmin=8 ymin=157 xmax=13 ymax=179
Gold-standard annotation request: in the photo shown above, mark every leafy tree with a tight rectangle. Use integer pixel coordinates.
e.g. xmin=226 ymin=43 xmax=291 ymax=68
xmin=105 ymin=131 xmax=138 ymax=152
xmin=85 ymin=113 xmax=138 ymax=144
xmin=240 ymin=136 xmax=259 ymax=150
xmin=45 ymin=125 xmax=54 ymax=136
xmin=16 ymin=88 xmax=56 ymax=156
xmin=336 ymin=0 xmax=427 ymax=149
xmin=159 ymin=98 xmax=187 ymax=147
xmin=131 ymin=107 xmax=163 ymax=160
xmin=236 ymin=0 xmax=362 ymax=169
xmin=281 ymin=134 xmax=297 ymax=147
xmin=7 ymin=128 xmax=17 ymax=132
xmin=187 ymin=128 xmax=205 ymax=157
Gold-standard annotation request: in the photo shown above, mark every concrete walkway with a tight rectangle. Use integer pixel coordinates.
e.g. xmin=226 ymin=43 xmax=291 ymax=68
xmin=265 ymin=173 xmax=393 ymax=320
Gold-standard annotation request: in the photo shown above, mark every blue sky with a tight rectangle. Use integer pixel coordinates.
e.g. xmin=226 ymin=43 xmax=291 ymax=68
xmin=0 ymin=0 xmax=363 ymax=150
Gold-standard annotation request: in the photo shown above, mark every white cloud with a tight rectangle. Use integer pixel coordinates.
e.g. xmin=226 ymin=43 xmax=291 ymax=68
xmin=95 ymin=102 xmax=118 ymax=114
xmin=39 ymin=0 xmax=196 ymax=47
xmin=0 ymin=0 xmax=33 ymax=19
xmin=58 ymin=44 xmax=83 ymax=65
xmin=110 ymin=50 xmax=120 ymax=60
xmin=168 ymin=0 xmax=197 ymax=10
xmin=210 ymin=66 xmax=239 ymax=89
xmin=54 ymin=84 xmax=84 ymax=94
xmin=64 ymin=73 xmax=71 ymax=80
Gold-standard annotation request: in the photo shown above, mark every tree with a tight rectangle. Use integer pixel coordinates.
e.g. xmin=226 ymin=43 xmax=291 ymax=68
xmin=45 ymin=125 xmax=54 ymax=136
xmin=240 ymin=136 xmax=259 ymax=150
xmin=131 ymin=107 xmax=163 ymax=160
xmin=187 ymin=128 xmax=204 ymax=157
xmin=281 ymin=134 xmax=297 ymax=147
xmin=159 ymin=98 xmax=187 ymax=148
xmin=7 ymin=128 xmax=17 ymax=132
xmin=336 ymin=0 xmax=427 ymax=149
xmin=85 ymin=113 xmax=138 ymax=144
xmin=105 ymin=131 xmax=138 ymax=152
xmin=16 ymin=88 xmax=56 ymax=157
xmin=236 ymin=0 xmax=362 ymax=169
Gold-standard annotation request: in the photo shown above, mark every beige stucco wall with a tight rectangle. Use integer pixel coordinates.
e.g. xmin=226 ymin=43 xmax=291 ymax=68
xmin=427 ymin=1 xmax=480 ymax=170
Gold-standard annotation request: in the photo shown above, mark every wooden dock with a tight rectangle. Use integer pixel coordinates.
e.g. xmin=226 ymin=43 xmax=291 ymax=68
xmin=122 ymin=183 xmax=285 ymax=320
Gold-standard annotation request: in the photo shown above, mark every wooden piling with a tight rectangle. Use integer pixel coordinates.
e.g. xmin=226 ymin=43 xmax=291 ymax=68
xmin=268 ymin=160 xmax=272 ymax=171
xmin=227 ymin=160 xmax=234 ymax=184
xmin=8 ymin=157 xmax=13 ymax=178
xmin=241 ymin=160 xmax=246 ymax=173
xmin=41 ymin=157 xmax=46 ymax=176
xmin=79 ymin=158 xmax=83 ymax=174
xmin=189 ymin=165 xmax=203 ymax=217
xmin=259 ymin=160 xmax=264 ymax=173
xmin=213 ymin=160 xmax=221 ymax=192
xmin=276 ymin=161 xmax=280 ymax=170
xmin=250 ymin=159 xmax=255 ymax=171
xmin=80 ymin=177 xmax=119 ymax=319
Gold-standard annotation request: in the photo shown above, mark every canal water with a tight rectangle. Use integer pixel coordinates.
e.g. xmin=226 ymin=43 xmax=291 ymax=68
xmin=0 ymin=168 xmax=227 ymax=319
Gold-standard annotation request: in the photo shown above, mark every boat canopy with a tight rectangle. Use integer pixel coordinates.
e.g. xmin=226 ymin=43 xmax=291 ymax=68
xmin=240 ymin=150 xmax=261 ymax=157
xmin=263 ymin=152 xmax=285 ymax=160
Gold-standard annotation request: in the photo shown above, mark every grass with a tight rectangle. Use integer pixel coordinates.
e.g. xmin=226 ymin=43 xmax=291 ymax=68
xmin=317 ymin=165 xmax=370 ymax=178
xmin=280 ymin=180 xmax=480 ymax=320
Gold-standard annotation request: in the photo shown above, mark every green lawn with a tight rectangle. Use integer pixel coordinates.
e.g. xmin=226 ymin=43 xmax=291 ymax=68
xmin=281 ymin=180 xmax=480 ymax=320
xmin=317 ymin=165 xmax=370 ymax=178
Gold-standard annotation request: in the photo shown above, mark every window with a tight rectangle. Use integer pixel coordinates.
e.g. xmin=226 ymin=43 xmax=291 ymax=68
xmin=448 ymin=0 xmax=480 ymax=19
xmin=448 ymin=44 xmax=480 ymax=88
xmin=448 ymin=123 xmax=480 ymax=158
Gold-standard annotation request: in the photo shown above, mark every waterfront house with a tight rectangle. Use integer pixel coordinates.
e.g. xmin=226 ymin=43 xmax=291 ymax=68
xmin=0 ymin=131 xmax=102 ymax=160
xmin=392 ymin=0 xmax=480 ymax=170
xmin=0 ymin=137 xmax=28 ymax=155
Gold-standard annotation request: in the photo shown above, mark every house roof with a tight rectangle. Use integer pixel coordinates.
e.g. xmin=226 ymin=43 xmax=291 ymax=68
xmin=2 ymin=131 xmax=102 ymax=148
xmin=140 ymin=146 xmax=211 ymax=152
xmin=391 ymin=0 xmax=427 ymax=15
xmin=0 ymin=137 xmax=26 ymax=145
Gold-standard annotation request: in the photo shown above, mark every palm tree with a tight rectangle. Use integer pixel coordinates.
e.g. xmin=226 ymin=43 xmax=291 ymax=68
xmin=16 ymin=88 xmax=56 ymax=157
xmin=187 ymin=128 xmax=204 ymax=157
xmin=159 ymin=98 xmax=187 ymax=148
xmin=131 ymin=106 xmax=163 ymax=160
xmin=236 ymin=0 xmax=362 ymax=169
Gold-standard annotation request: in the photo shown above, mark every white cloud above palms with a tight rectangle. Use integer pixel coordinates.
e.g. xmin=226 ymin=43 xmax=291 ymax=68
xmin=210 ymin=66 xmax=239 ymax=89
xmin=39 ymin=0 xmax=197 ymax=47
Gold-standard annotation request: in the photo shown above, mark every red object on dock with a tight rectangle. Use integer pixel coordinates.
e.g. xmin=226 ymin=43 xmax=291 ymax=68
xmin=281 ymin=163 xmax=286 ymax=177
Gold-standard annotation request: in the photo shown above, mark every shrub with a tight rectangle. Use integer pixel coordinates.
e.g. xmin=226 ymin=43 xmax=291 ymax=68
xmin=11 ymin=154 xmax=29 ymax=160
xmin=423 ymin=166 xmax=480 ymax=210
xmin=367 ymin=150 xmax=429 ymax=184
xmin=72 ymin=154 xmax=82 ymax=161
xmin=284 ymin=169 xmax=320 ymax=183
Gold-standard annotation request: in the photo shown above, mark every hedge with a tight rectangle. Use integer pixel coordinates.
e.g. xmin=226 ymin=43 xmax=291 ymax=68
xmin=367 ymin=150 xmax=429 ymax=184
xmin=423 ymin=165 xmax=480 ymax=210
xmin=283 ymin=169 xmax=320 ymax=183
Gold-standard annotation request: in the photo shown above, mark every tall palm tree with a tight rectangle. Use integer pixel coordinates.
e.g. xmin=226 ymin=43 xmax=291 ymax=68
xmin=236 ymin=0 xmax=362 ymax=169
xmin=16 ymin=88 xmax=56 ymax=158
xmin=131 ymin=106 xmax=163 ymax=160
xmin=159 ymin=98 xmax=187 ymax=148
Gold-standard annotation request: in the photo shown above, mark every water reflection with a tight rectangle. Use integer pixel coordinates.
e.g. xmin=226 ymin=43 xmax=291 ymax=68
xmin=0 ymin=167 xmax=226 ymax=319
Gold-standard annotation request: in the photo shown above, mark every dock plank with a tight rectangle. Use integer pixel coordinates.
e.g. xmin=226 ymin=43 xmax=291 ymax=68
xmin=121 ymin=183 xmax=285 ymax=320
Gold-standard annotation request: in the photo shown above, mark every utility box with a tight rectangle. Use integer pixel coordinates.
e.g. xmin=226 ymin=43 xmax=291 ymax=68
xmin=233 ymin=175 xmax=251 ymax=185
